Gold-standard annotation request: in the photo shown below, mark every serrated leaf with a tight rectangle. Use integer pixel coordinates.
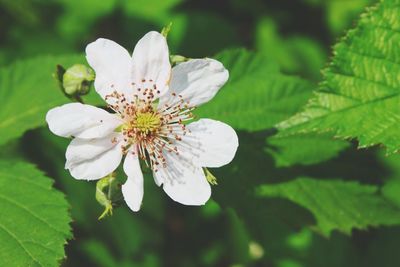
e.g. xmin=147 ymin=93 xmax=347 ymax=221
xmin=277 ymin=0 xmax=400 ymax=154
xmin=257 ymin=177 xmax=400 ymax=236
xmin=195 ymin=49 xmax=315 ymax=131
xmin=266 ymin=133 xmax=350 ymax=167
xmin=0 ymin=54 xmax=101 ymax=147
xmin=0 ymin=160 xmax=71 ymax=266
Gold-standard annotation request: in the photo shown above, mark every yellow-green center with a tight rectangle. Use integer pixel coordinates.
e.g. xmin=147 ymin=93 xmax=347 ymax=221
xmin=132 ymin=111 xmax=161 ymax=135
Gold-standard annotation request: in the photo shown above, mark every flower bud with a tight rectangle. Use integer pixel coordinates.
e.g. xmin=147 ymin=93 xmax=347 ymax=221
xmin=95 ymin=173 xmax=122 ymax=220
xmin=62 ymin=64 xmax=94 ymax=96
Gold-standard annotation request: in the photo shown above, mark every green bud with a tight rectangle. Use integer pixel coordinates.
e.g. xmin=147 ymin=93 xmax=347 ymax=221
xmin=95 ymin=173 xmax=122 ymax=220
xmin=62 ymin=64 xmax=95 ymax=96
xmin=204 ymin=168 xmax=218 ymax=185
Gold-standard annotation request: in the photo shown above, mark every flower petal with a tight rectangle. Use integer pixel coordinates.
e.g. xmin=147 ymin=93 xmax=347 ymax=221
xmin=154 ymin=153 xmax=211 ymax=205
xmin=122 ymin=148 xmax=144 ymax=212
xmin=159 ymin=58 xmax=228 ymax=107
xmin=179 ymin=119 xmax=238 ymax=168
xmin=131 ymin=31 xmax=171 ymax=97
xmin=46 ymin=103 xmax=122 ymax=139
xmin=65 ymin=134 xmax=123 ymax=180
xmin=86 ymin=38 xmax=132 ymax=100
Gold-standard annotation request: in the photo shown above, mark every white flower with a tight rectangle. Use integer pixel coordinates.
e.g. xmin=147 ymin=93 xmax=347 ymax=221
xmin=46 ymin=31 xmax=239 ymax=212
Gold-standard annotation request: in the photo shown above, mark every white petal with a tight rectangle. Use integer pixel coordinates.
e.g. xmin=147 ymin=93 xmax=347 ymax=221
xmin=179 ymin=119 xmax=238 ymax=168
xmin=154 ymin=153 xmax=211 ymax=205
xmin=46 ymin=103 xmax=122 ymax=139
xmin=122 ymin=149 xmax=144 ymax=212
xmin=86 ymin=38 xmax=132 ymax=100
xmin=159 ymin=58 xmax=228 ymax=107
xmin=131 ymin=31 xmax=171 ymax=97
xmin=65 ymin=134 xmax=123 ymax=180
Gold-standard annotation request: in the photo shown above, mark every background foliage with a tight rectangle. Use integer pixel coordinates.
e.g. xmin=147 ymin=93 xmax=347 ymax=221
xmin=0 ymin=0 xmax=399 ymax=266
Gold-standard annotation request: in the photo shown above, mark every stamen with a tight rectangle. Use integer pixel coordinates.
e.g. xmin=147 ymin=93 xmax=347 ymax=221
xmin=107 ymin=87 xmax=194 ymax=171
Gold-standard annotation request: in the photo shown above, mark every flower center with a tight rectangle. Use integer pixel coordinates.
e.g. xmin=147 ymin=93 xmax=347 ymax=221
xmin=106 ymin=85 xmax=196 ymax=172
xmin=132 ymin=111 xmax=161 ymax=135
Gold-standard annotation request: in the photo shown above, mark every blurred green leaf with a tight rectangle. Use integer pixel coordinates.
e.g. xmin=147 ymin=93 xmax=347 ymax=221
xmin=0 ymin=54 xmax=103 ymax=147
xmin=382 ymin=179 xmax=400 ymax=207
xmin=255 ymin=18 xmax=327 ymax=80
xmin=0 ymin=160 xmax=71 ymax=266
xmin=81 ymin=240 xmax=120 ymax=267
xmin=0 ymin=55 xmax=78 ymax=146
xmin=196 ymin=49 xmax=314 ymax=131
xmin=277 ymin=0 xmax=400 ymax=155
xmin=257 ymin=177 xmax=400 ymax=236
xmin=305 ymin=0 xmax=373 ymax=35
xmin=0 ymin=0 xmax=40 ymax=26
xmin=175 ymin=12 xmax=239 ymax=56
xmin=326 ymin=0 xmax=372 ymax=35
xmin=266 ymin=133 xmax=350 ymax=167
xmin=381 ymin=153 xmax=400 ymax=207
xmin=121 ymin=0 xmax=182 ymax=21
xmin=225 ymin=208 xmax=250 ymax=264
xmin=56 ymin=0 xmax=117 ymax=41
xmin=81 ymin=239 xmax=161 ymax=267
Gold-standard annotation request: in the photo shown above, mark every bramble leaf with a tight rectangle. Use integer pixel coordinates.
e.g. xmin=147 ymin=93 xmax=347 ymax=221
xmin=277 ymin=0 xmax=400 ymax=154
xmin=266 ymin=133 xmax=350 ymax=167
xmin=0 ymin=161 xmax=71 ymax=266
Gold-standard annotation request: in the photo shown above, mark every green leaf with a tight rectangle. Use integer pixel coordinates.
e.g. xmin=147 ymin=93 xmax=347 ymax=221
xmin=266 ymin=133 xmax=350 ymax=167
xmin=0 ymin=160 xmax=71 ymax=266
xmin=255 ymin=18 xmax=326 ymax=80
xmin=257 ymin=177 xmax=400 ymax=236
xmin=277 ymin=0 xmax=400 ymax=154
xmin=0 ymin=54 xmax=101 ymax=147
xmin=196 ymin=49 xmax=315 ymax=131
